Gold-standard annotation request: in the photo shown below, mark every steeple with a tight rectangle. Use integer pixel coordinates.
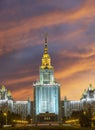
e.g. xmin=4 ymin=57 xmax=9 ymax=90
xmin=40 ymin=35 xmax=53 ymax=69
xmin=8 ymin=90 xmax=11 ymax=96
xmin=88 ymin=83 xmax=94 ymax=91
xmin=1 ymin=85 xmax=5 ymax=91
xmin=44 ymin=33 xmax=48 ymax=54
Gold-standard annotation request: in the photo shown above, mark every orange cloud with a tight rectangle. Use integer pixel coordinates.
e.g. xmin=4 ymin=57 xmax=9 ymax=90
xmin=0 ymin=0 xmax=95 ymax=55
xmin=5 ymin=75 xmax=36 ymax=86
xmin=56 ymin=54 xmax=95 ymax=80
xmin=12 ymin=86 xmax=34 ymax=101
xmin=60 ymin=70 xmax=95 ymax=100
xmin=1 ymin=0 xmax=95 ymax=101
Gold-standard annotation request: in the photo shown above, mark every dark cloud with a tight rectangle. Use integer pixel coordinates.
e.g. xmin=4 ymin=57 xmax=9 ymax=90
xmin=0 ymin=0 xmax=95 ymax=100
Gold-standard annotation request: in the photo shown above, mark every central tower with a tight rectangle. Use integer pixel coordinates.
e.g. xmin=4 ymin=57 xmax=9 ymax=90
xmin=33 ymin=36 xmax=60 ymax=122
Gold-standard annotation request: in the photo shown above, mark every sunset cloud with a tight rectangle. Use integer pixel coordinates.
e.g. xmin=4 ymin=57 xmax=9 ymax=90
xmin=0 ymin=0 xmax=95 ymax=100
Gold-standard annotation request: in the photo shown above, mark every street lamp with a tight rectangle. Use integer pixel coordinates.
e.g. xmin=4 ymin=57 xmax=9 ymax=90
xmin=83 ymin=111 xmax=86 ymax=115
xmin=3 ymin=113 xmax=7 ymax=125
xmin=30 ymin=118 xmax=32 ymax=124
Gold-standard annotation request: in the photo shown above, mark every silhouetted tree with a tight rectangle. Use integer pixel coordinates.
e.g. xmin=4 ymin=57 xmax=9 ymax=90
xmin=26 ymin=115 xmax=31 ymax=124
xmin=79 ymin=109 xmax=92 ymax=127
xmin=71 ymin=111 xmax=81 ymax=119
xmin=0 ymin=111 xmax=4 ymax=127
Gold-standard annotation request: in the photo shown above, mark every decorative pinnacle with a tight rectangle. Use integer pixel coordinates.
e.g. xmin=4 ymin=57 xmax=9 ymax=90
xmin=44 ymin=33 xmax=48 ymax=54
xmin=89 ymin=83 xmax=92 ymax=87
xmin=45 ymin=33 xmax=48 ymax=44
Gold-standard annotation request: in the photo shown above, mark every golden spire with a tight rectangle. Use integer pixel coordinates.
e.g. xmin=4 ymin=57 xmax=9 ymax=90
xmin=83 ymin=89 xmax=87 ymax=95
xmin=2 ymin=85 xmax=5 ymax=91
xmin=8 ymin=90 xmax=11 ymax=96
xmin=44 ymin=33 xmax=48 ymax=54
xmin=45 ymin=33 xmax=47 ymax=44
xmin=40 ymin=35 xmax=53 ymax=69
xmin=89 ymin=83 xmax=93 ymax=91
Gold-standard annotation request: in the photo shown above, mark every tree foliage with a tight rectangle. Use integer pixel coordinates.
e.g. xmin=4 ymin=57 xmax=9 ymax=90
xmin=79 ymin=109 xmax=92 ymax=127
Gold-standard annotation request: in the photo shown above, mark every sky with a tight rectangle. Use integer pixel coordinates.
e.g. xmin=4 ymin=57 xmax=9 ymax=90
xmin=0 ymin=0 xmax=95 ymax=101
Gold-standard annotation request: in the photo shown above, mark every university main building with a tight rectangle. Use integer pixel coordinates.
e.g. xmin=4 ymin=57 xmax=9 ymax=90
xmin=0 ymin=37 xmax=95 ymax=122
xmin=33 ymin=37 xmax=60 ymax=122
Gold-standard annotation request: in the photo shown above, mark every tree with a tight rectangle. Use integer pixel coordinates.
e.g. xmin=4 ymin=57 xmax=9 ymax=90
xmin=71 ymin=111 xmax=81 ymax=119
xmin=79 ymin=110 xmax=92 ymax=127
xmin=26 ymin=115 xmax=31 ymax=124
xmin=0 ymin=111 xmax=4 ymax=127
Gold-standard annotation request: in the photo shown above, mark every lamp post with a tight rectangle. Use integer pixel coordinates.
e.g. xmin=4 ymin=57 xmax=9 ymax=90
xmin=30 ymin=118 xmax=32 ymax=124
xmin=3 ymin=113 xmax=7 ymax=125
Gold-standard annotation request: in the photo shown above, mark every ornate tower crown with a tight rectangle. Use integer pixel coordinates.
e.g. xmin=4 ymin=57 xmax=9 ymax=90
xmin=1 ymin=85 xmax=5 ymax=91
xmin=88 ymin=83 xmax=94 ymax=91
xmin=40 ymin=35 xmax=53 ymax=69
